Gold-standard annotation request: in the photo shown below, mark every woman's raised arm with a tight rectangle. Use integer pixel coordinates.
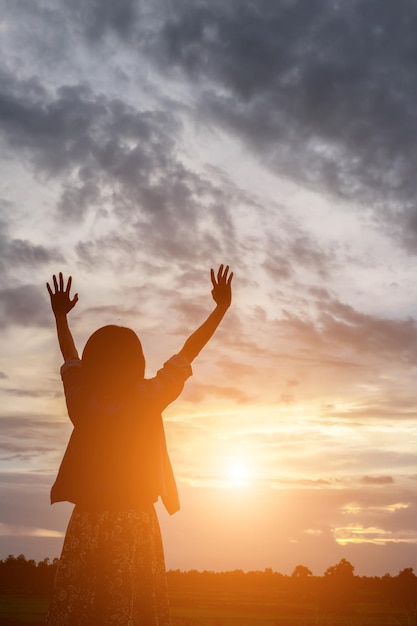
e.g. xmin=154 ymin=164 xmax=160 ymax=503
xmin=46 ymin=272 xmax=79 ymax=361
xmin=178 ymin=265 xmax=233 ymax=363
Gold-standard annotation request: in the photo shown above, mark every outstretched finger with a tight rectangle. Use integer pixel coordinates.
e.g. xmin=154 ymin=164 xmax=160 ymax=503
xmin=210 ymin=268 xmax=216 ymax=288
xmin=46 ymin=282 xmax=53 ymax=297
xmin=217 ymin=264 xmax=224 ymax=282
xmin=53 ymin=274 xmax=58 ymax=292
xmin=222 ymin=265 xmax=230 ymax=282
xmin=66 ymin=275 xmax=72 ymax=294
xmin=59 ymin=272 xmax=64 ymax=291
xmin=227 ymin=271 xmax=233 ymax=285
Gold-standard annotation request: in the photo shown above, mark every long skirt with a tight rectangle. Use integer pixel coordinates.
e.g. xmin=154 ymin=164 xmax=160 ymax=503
xmin=45 ymin=505 xmax=171 ymax=626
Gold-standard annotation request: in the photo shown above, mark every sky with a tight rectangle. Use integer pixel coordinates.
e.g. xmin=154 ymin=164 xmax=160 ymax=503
xmin=1 ymin=0 xmax=417 ymax=577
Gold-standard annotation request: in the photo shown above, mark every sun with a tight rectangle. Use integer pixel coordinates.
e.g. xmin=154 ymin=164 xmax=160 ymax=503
xmin=224 ymin=458 xmax=252 ymax=487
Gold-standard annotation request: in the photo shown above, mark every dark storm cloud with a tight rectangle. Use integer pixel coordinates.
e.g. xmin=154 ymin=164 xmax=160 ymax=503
xmin=5 ymin=1 xmax=417 ymax=249
xmin=65 ymin=0 xmax=140 ymax=41
xmin=0 ymin=71 xmax=180 ymax=219
xmin=4 ymin=0 xmax=139 ymax=63
xmin=2 ymin=0 xmax=72 ymax=68
xmin=0 ymin=65 xmax=243 ymax=264
xmin=134 ymin=0 xmax=417 ymax=252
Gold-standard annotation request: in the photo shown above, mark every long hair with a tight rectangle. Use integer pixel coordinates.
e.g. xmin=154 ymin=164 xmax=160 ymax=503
xmin=81 ymin=325 xmax=145 ymax=399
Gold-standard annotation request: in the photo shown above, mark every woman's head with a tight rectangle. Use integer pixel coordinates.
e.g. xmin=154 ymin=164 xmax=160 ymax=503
xmin=82 ymin=325 xmax=145 ymax=394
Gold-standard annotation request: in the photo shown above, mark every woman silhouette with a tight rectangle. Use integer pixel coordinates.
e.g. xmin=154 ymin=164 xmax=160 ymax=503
xmin=45 ymin=266 xmax=233 ymax=625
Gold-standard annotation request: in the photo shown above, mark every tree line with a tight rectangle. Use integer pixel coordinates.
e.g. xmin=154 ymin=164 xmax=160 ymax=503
xmin=1 ymin=554 xmax=416 ymax=613
xmin=168 ymin=560 xmax=417 ymax=613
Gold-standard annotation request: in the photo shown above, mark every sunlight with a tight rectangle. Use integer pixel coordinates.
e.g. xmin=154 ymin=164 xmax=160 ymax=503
xmin=224 ymin=458 xmax=253 ymax=488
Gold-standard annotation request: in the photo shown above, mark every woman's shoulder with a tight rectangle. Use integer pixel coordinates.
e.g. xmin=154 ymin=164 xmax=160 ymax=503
xmin=60 ymin=357 xmax=82 ymax=376
xmin=60 ymin=358 xmax=83 ymax=388
xmin=147 ymin=354 xmax=192 ymax=387
xmin=139 ymin=354 xmax=192 ymax=407
xmin=158 ymin=354 xmax=193 ymax=379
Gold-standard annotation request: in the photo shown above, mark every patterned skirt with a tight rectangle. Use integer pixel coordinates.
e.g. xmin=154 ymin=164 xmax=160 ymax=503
xmin=45 ymin=505 xmax=171 ymax=625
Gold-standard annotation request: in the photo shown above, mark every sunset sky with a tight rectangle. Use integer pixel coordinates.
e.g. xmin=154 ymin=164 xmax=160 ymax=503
xmin=2 ymin=0 xmax=417 ymax=577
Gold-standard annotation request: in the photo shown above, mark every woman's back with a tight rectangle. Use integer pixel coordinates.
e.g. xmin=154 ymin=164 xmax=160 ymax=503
xmin=45 ymin=267 xmax=232 ymax=626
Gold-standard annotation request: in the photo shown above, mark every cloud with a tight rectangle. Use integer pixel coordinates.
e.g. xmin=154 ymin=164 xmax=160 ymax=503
xmin=279 ymin=293 xmax=417 ymax=365
xmin=1 ymin=1 xmax=73 ymax=71
xmin=130 ymin=0 xmax=417 ymax=252
xmin=0 ymin=66 xmax=251 ymax=267
xmin=0 ymin=415 xmax=69 ymax=465
xmin=0 ymin=470 xmax=73 ymax=548
xmin=361 ymin=475 xmax=395 ymax=485
xmin=5 ymin=0 xmax=417 ymax=256
xmin=0 ymin=213 xmax=63 ymax=285
xmin=0 ymin=69 xmax=197 ymax=225
xmin=0 ymin=522 xmax=64 ymax=538
xmin=262 ymin=231 xmax=339 ymax=282
xmin=0 ymin=284 xmax=50 ymax=328
xmin=66 ymin=0 xmax=140 ymax=42
xmin=1 ymin=388 xmax=61 ymax=398
xmin=2 ymin=239 xmax=61 ymax=268
xmin=0 ymin=73 xmax=179 ymax=218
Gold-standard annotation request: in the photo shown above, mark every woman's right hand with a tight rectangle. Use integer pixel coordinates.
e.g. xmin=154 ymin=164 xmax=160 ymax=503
xmin=46 ymin=272 xmax=78 ymax=317
xmin=210 ymin=264 xmax=233 ymax=310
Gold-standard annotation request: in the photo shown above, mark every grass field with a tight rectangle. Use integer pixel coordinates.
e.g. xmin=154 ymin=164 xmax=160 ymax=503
xmin=1 ymin=591 xmax=417 ymax=625
xmin=0 ymin=594 xmax=48 ymax=624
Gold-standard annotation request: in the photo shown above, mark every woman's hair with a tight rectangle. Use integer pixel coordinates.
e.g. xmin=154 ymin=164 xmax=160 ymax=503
xmin=81 ymin=325 xmax=145 ymax=397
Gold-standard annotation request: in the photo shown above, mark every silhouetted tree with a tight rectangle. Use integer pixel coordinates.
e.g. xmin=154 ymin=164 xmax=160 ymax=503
xmin=396 ymin=567 xmax=417 ymax=607
xmin=319 ymin=558 xmax=356 ymax=615
xmin=324 ymin=558 xmax=354 ymax=579
xmin=291 ymin=565 xmax=313 ymax=579
xmin=290 ymin=564 xmax=315 ymax=606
